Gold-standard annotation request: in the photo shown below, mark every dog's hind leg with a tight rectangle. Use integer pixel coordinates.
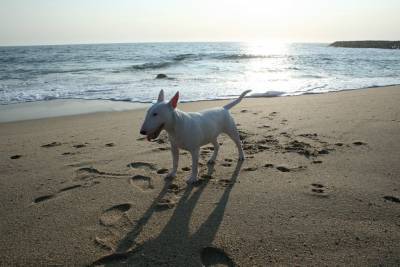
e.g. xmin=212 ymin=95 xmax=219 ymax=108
xmin=187 ymin=148 xmax=199 ymax=183
xmin=225 ymin=122 xmax=245 ymax=161
xmin=208 ymin=139 xmax=220 ymax=164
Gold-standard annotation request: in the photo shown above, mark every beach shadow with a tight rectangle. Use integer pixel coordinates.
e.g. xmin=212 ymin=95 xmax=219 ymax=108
xmin=93 ymin=160 xmax=243 ymax=266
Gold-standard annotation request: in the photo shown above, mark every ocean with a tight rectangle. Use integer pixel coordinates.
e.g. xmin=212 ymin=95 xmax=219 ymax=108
xmin=1 ymin=42 xmax=400 ymax=105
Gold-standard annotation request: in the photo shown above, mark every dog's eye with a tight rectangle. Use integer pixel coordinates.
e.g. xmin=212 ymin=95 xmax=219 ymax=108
xmin=152 ymin=113 xmax=158 ymax=116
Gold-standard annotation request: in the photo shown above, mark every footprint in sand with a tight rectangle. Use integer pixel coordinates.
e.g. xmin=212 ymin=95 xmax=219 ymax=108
xmin=10 ymin=155 xmax=22 ymax=159
xmin=218 ymin=179 xmax=234 ymax=187
xmin=299 ymin=133 xmax=318 ymax=139
xmin=258 ymin=125 xmax=271 ymax=129
xmin=76 ymin=167 xmax=103 ymax=176
xmin=73 ymin=144 xmax=86 ymax=148
xmin=34 ymin=194 xmax=55 ymax=203
xmin=182 ymin=167 xmax=191 ymax=171
xmin=276 ymin=166 xmax=290 ymax=172
xmin=201 ymin=247 xmax=235 ymax=267
xmin=155 ymin=198 xmax=176 ymax=211
xmin=41 ymin=141 xmax=62 ymax=148
xmin=280 ymin=132 xmax=290 ymax=137
xmin=221 ymin=163 xmax=232 ymax=167
xmin=59 ymin=184 xmax=82 ymax=192
xmin=156 ymin=147 xmax=170 ymax=151
xmin=33 ymin=183 xmax=83 ymax=204
xmin=99 ymin=203 xmax=132 ymax=226
xmin=76 ymin=167 xmax=127 ymax=176
xmin=91 ymin=252 xmax=131 ymax=266
xmin=157 ymin=168 xmax=169 ymax=174
xmin=276 ymin=165 xmax=307 ymax=172
xmin=311 ymin=183 xmax=324 ymax=188
xmin=167 ymin=183 xmax=181 ymax=194
xmin=105 ymin=143 xmax=115 ymax=147
xmin=353 ymin=141 xmax=367 ymax=146
xmin=127 ymin=162 xmax=156 ymax=171
xmin=319 ymin=149 xmax=331 ymax=155
xmin=95 ymin=203 xmax=136 ymax=252
xmin=312 ymin=188 xmax=324 ymax=193
xmin=129 ymin=175 xmax=154 ymax=191
xmin=310 ymin=183 xmax=329 ymax=197
xmin=201 ymin=174 xmax=213 ymax=179
xmin=74 ymin=167 xmax=128 ymax=187
xmin=201 ymin=150 xmax=211 ymax=156
xmin=243 ymin=167 xmax=257 ymax=172
xmin=383 ymin=196 xmax=400 ymax=203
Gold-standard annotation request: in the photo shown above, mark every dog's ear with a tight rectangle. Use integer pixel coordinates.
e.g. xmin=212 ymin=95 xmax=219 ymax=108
xmin=157 ymin=89 xmax=164 ymax=103
xmin=169 ymin=91 xmax=179 ymax=109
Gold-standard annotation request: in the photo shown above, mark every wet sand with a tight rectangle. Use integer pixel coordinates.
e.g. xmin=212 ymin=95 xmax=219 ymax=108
xmin=1 ymin=86 xmax=400 ymax=266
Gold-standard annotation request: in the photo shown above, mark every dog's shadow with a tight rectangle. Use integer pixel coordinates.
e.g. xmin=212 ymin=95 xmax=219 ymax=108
xmin=92 ymin=160 xmax=243 ymax=266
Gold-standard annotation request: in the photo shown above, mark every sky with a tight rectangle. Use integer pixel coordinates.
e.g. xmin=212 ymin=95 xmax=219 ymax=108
xmin=0 ymin=0 xmax=399 ymax=46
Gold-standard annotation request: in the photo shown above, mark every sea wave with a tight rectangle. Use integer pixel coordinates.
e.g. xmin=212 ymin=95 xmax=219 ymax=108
xmin=128 ymin=61 xmax=177 ymax=70
xmin=214 ymin=53 xmax=270 ymax=60
xmin=123 ymin=53 xmax=277 ymax=71
xmin=250 ymin=91 xmax=286 ymax=97
xmin=296 ymin=74 xmax=325 ymax=79
xmin=9 ymin=67 xmax=104 ymax=76
xmin=173 ymin=52 xmax=273 ymax=61
xmin=172 ymin=53 xmax=198 ymax=61
xmin=84 ymin=88 xmax=114 ymax=93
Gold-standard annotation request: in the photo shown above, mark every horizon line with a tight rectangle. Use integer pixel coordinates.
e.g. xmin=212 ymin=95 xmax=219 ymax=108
xmin=1 ymin=39 xmax=399 ymax=48
xmin=0 ymin=40 xmax=335 ymax=48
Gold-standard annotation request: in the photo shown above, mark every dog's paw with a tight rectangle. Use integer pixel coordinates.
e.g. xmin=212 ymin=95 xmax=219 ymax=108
xmin=238 ymin=155 xmax=245 ymax=161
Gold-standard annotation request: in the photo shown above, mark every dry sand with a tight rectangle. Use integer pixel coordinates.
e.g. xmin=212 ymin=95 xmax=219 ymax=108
xmin=1 ymin=86 xmax=400 ymax=266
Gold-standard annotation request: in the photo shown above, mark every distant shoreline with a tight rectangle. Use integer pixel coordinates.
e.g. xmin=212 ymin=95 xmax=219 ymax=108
xmin=330 ymin=40 xmax=400 ymax=49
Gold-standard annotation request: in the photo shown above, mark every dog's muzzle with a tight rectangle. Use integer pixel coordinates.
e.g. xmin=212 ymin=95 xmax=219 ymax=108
xmin=144 ymin=124 xmax=164 ymax=141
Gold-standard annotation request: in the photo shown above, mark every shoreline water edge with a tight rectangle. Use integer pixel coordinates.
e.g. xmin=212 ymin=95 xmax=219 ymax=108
xmin=0 ymin=84 xmax=399 ymax=123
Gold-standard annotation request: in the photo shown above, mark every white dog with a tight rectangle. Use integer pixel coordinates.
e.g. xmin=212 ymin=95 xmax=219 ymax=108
xmin=140 ymin=89 xmax=251 ymax=183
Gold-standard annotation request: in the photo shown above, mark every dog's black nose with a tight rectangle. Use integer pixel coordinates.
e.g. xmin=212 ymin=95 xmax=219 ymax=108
xmin=140 ymin=130 xmax=147 ymax=135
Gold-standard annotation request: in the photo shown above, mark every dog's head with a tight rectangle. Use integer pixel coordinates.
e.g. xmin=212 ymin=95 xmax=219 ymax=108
xmin=140 ymin=90 xmax=179 ymax=141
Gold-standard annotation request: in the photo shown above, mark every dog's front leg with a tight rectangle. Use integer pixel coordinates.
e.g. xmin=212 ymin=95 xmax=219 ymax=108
xmin=166 ymin=144 xmax=179 ymax=179
xmin=187 ymin=148 xmax=199 ymax=183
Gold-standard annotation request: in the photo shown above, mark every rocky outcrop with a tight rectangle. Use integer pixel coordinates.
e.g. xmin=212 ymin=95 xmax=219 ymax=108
xmin=155 ymin=74 xmax=168 ymax=79
xmin=330 ymin=41 xmax=400 ymax=49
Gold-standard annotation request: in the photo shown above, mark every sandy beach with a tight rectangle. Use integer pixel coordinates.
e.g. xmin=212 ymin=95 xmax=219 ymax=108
xmin=1 ymin=86 xmax=400 ymax=266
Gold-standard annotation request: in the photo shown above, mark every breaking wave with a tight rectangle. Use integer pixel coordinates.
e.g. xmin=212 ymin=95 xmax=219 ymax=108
xmin=128 ymin=61 xmax=177 ymax=70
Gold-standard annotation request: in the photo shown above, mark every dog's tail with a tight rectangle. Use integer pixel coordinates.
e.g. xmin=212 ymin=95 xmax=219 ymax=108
xmin=223 ymin=90 xmax=252 ymax=110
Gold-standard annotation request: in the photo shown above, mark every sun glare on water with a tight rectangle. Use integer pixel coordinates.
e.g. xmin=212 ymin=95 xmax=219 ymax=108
xmin=233 ymin=42 xmax=295 ymax=94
